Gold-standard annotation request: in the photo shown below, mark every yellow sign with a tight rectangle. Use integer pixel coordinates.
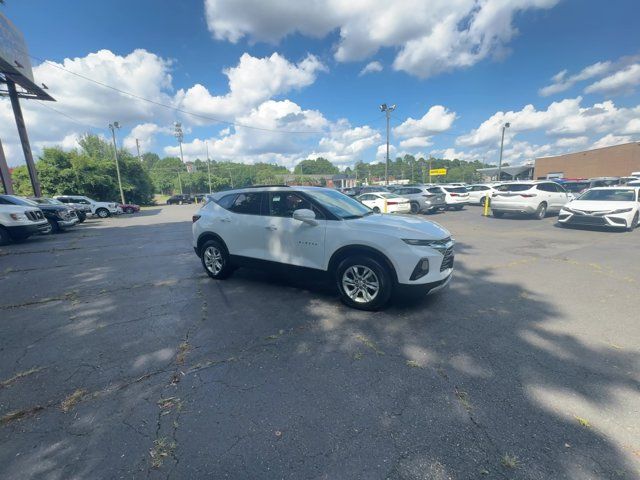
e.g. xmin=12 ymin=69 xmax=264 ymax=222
xmin=429 ymin=168 xmax=447 ymax=176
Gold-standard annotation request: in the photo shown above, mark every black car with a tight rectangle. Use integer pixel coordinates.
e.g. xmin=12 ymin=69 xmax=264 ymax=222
xmin=30 ymin=197 xmax=87 ymax=222
xmin=166 ymin=194 xmax=193 ymax=205
xmin=0 ymin=195 xmax=78 ymax=233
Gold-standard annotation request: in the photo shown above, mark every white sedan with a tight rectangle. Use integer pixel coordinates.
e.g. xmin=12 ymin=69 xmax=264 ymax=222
xmin=357 ymin=192 xmax=411 ymax=214
xmin=558 ymin=187 xmax=640 ymax=231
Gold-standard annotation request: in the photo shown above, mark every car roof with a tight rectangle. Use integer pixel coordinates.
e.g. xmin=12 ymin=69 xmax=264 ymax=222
xmin=588 ymin=186 xmax=639 ymax=191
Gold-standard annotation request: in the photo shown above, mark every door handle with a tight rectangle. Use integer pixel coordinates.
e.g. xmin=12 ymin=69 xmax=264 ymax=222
xmin=265 ymin=225 xmax=277 ymax=231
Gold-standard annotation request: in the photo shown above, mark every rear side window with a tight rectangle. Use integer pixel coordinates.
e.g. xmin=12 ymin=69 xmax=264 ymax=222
xmin=216 ymin=194 xmax=236 ymax=210
xmin=536 ymin=183 xmax=555 ymax=192
xmin=427 ymin=187 xmax=442 ymax=194
xmin=444 ymin=187 xmax=467 ymax=193
xmin=406 ymin=188 xmax=421 ymax=194
xmin=496 ymin=184 xmax=533 ymax=192
xmin=230 ymin=192 xmax=263 ymax=215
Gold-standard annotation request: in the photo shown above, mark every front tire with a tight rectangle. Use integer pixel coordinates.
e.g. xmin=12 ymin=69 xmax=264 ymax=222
xmin=534 ymin=202 xmax=547 ymax=220
xmin=627 ymin=212 xmax=639 ymax=232
xmin=0 ymin=227 xmax=12 ymax=246
xmin=409 ymin=202 xmax=420 ymax=214
xmin=96 ymin=208 xmax=109 ymax=218
xmin=125 ymin=207 xmax=134 ymax=214
xmin=200 ymin=240 xmax=234 ymax=279
xmin=336 ymin=256 xmax=392 ymax=311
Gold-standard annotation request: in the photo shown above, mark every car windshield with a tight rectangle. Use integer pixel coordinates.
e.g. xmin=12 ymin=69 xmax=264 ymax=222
xmin=578 ymin=189 xmax=636 ymax=202
xmin=444 ymin=187 xmax=467 ymax=193
xmin=305 ymin=189 xmax=372 ymax=219
xmin=495 ymin=184 xmax=533 ymax=192
xmin=3 ymin=195 xmax=38 ymax=206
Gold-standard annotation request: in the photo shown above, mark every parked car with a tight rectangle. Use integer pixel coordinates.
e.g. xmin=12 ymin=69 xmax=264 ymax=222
xmin=119 ymin=203 xmax=140 ymax=214
xmin=30 ymin=197 xmax=87 ymax=223
xmin=427 ymin=186 xmax=469 ymax=210
xmin=0 ymin=203 xmax=50 ymax=245
xmin=558 ymin=187 xmax=640 ymax=231
xmin=357 ymin=192 xmax=411 ymax=214
xmin=56 ymin=195 xmax=120 ymax=218
xmin=0 ymin=195 xmax=78 ymax=232
xmin=588 ymin=177 xmax=621 ymax=188
xmin=491 ymin=181 xmax=570 ymax=219
xmin=466 ymin=184 xmax=502 ymax=207
xmin=392 ymin=185 xmax=446 ymax=213
xmin=192 ymin=186 xmax=454 ymax=310
xmin=167 ymin=194 xmax=193 ymax=205
xmin=558 ymin=180 xmax=591 ymax=195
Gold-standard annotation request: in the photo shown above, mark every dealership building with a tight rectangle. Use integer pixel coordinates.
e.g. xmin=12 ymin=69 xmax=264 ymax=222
xmin=534 ymin=142 xmax=640 ymax=179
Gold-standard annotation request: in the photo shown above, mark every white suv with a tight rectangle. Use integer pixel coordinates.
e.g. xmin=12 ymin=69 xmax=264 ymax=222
xmin=491 ymin=181 xmax=570 ymax=219
xmin=192 ymin=186 xmax=454 ymax=310
xmin=0 ymin=204 xmax=50 ymax=245
xmin=56 ymin=195 xmax=121 ymax=218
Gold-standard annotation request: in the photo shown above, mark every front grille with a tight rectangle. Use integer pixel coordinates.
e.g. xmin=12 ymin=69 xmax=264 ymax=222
xmin=25 ymin=210 xmax=43 ymax=221
xmin=440 ymin=247 xmax=454 ymax=271
xmin=568 ymin=216 xmax=606 ymax=226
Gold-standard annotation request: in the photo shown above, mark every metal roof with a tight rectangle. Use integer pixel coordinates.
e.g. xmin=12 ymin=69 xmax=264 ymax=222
xmin=476 ymin=165 xmax=533 ymax=176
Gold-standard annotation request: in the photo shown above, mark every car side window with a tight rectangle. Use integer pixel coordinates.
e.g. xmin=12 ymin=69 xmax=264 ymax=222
xmin=216 ymin=194 xmax=237 ymax=210
xmin=267 ymin=192 xmax=314 ymax=217
xmin=58 ymin=198 xmax=69 ymax=203
xmin=427 ymin=187 xmax=441 ymax=194
xmin=359 ymin=194 xmax=372 ymax=201
xmin=407 ymin=188 xmax=420 ymax=194
xmin=537 ymin=183 xmax=554 ymax=192
xmin=554 ymin=183 xmax=566 ymax=193
xmin=229 ymin=192 xmax=263 ymax=215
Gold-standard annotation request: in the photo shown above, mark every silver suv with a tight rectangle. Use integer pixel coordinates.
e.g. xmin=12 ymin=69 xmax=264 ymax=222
xmin=393 ymin=186 xmax=446 ymax=214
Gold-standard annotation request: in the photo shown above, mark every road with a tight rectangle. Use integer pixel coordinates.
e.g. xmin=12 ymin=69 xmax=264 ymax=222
xmin=1 ymin=205 xmax=638 ymax=479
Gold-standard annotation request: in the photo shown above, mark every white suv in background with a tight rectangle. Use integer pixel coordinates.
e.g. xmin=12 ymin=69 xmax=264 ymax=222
xmin=192 ymin=186 xmax=454 ymax=310
xmin=56 ymin=195 xmax=121 ymax=218
xmin=428 ymin=185 xmax=470 ymax=210
xmin=491 ymin=181 xmax=570 ymax=219
xmin=0 ymin=204 xmax=50 ymax=245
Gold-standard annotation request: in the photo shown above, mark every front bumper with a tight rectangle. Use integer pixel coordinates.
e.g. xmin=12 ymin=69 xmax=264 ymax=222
xmin=7 ymin=222 xmax=51 ymax=237
xmin=558 ymin=211 xmax=631 ymax=228
xmin=57 ymin=218 xmax=78 ymax=229
xmin=393 ymin=241 xmax=455 ymax=285
xmin=397 ymin=273 xmax=453 ymax=297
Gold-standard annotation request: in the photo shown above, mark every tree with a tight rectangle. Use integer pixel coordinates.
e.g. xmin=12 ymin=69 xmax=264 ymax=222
xmin=293 ymin=157 xmax=339 ymax=175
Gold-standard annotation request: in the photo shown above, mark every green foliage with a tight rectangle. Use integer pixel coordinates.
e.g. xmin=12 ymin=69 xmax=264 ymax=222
xmin=293 ymin=157 xmax=339 ymax=175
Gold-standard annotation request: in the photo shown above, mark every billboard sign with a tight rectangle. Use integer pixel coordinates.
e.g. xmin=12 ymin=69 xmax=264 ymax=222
xmin=429 ymin=168 xmax=447 ymax=176
xmin=0 ymin=13 xmax=34 ymax=83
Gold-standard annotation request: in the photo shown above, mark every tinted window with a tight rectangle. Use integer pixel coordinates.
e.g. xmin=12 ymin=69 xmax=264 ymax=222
xmin=563 ymin=182 xmax=590 ymax=192
xmin=406 ymin=188 xmax=422 ymax=194
xmin=58 ymin=197 xmax=70 ymax=203
xmin=230 ymin=192 xmax=263 ymax=215
xmin=268 ymin=192 xmax=314 ymax=217
xmin=305 ymin=189 xmax=371 ymax=219
xmin=216 ymin=194 xmax=236 ymax=210
xmin=427 ymin=187 xmax=442 ymax=194
xmin=496 ymin=184 xmax=533 ymax=192
xmin=537 ymin=183 xmax=555 ymax=192
xmin=444 ymin=187 xmax=467 ymax=193
xmin=359 ymin=194 xmax=374 ymax=201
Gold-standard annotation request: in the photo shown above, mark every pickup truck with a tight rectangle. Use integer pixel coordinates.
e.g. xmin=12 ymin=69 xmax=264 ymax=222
xmin=56 ymin=195 xmax=121 ymax=218
xmin=0 ymin=204 xmax=50 ymax=245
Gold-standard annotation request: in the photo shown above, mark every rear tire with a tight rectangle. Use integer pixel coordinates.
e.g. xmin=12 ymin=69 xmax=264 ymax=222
xmin=0 ymin=227 xmax=12 ymax=246
xmin=96 ymin=208 xmax=109 ymax=218
xmin=335 ymin=255 xmax=392 ymax=311
xmin=200 ymin=240 xmax=234 ymax=279
xmin=409 ymin=202 xmax=420 ymax=214
xmin=125 ymin=207 xmax=134 ymax=214
xmin=373 ymin=207 xmax=381 ymax=213
xmin=534 ymin=202 xmax=547 ymax=220
xmin=493 ymin=211 xmax=504 ymax=218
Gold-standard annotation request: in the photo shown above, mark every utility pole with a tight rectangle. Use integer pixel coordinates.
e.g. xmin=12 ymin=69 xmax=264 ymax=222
xmin=108 ymin=122 xmax=126 ymax=205
xmin=173 ymin=122 xmax=185 ymax=194
xmin=429 ymin=158 xmax=433 ymax=183
xmin=497 ymin=122 xmax=510 ymax=182
xmin=135 ymin=138 xmax=142 ymax=162
xmin=205 ymin=141 xmax=212 ymax=193
xmin=379 ymin=103 xmax=396 ymax=185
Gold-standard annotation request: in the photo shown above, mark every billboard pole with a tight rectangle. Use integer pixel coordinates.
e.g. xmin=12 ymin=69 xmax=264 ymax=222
xmin=0 ymin=137 xmax=14 ymax=194
xmin=7 ymin=79 xmax=41 ymax=196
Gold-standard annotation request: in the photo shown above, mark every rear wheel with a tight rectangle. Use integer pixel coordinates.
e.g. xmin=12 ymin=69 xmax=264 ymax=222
xmin=201 ymin=240 xmax=234 ymax=279
xmin=96 ymin=208 xmax=109 ymax=218
xmin=372 ymin=206 xmax=381 ymax=213
xmin=336 ymin=256 xmax=392 ymax=311
xmin=409 ymin=202 xmax=420 ymax=214
xmin=534 ymin=202 xmax=547 ymax=220
xmin=125 ymin=207 xmax=134 ymax=214
xmin=0 ymin=227 xmax=12 ymax=246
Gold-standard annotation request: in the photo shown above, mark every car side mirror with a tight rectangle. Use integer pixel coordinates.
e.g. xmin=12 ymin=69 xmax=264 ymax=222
xmin=292 ymin=208 xmax=318 ymax=226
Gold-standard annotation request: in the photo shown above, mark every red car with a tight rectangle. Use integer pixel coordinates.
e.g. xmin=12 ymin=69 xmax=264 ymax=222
xmin=119 ymin=203 xmax=140 ymax=214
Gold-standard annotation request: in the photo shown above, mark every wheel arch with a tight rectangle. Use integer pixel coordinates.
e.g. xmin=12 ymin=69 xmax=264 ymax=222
xmin=328 ymin=245 xmax=398 ymax=284
xmin=196 ymin=231 xmax=229 ymax=257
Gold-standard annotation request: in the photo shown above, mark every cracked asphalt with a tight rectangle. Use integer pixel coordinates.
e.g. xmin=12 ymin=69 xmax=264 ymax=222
xmin=0 ymin=205 xmax=639 ymax=479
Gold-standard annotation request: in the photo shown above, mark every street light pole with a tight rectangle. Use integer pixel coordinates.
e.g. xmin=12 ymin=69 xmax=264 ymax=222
xmin=497 ymin=122 xmax=510 ymax=182
xmin=135 ymin=138 xmax=142 ymax=162
xmin=108 ymin=122 xmax=126 ymax=205
xmin=379 ymin=103 xmax=396 ymax=185
xmin=174 ymin=122 xmax=184 ymax=194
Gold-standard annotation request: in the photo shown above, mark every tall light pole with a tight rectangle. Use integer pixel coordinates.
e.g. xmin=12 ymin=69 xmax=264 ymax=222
xmin=497 ymin=122 xmax=510 ymax=182
xmin=108 ymin=122 xmax=126 ymax=205
xmin=205 ymin=141 xmax=212 ymax=193
xmin=379 ymin=103 xmax=396 ymax=185
xmin=135 ymin=138 xmax=142 ymax=162
xmin=174 ymin=122 xmax=184 ymax=194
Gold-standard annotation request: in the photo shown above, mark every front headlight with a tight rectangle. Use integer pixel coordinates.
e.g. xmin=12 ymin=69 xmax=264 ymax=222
xmin=403 ymin=239 xmax=435 ymax=246
xmin=610 ymin=208 xmax=633 ymax=214
xmin=9 ymin=213 xmax=27 ymax=221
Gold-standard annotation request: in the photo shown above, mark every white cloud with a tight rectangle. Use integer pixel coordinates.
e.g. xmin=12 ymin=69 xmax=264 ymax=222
xmin=394 ymin=105 xmax=456 ymax=138
xmin=310 ymin=120 xmax=381 ymax=165
xmin=430 ymin=148 xmax=472 ymax=161
xmin=539 ymin=61 xmax=611 ymax=97
xmin=584 ymin=64 xmax=640 ymax=95
xmin=359 ymin=61 xmax=383 ymax=76
xmin=399 ymin=137 xmax=433 ymax=149
xmin=555 ymin=136 xmax=589 ymax=148
xmin=123 ymin=123 xmax=170 ymax=152
xmin=204 ymin=0 xmax=560 ymax=78
xmin=376 ymin=143 xmax=397 ymax=161
xmin=591 ymin=134 xmax=633 ymax=149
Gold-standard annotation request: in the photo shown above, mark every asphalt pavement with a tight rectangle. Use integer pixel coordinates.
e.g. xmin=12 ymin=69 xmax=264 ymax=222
xmin=0 ymin=205 xmax=638 ymax=479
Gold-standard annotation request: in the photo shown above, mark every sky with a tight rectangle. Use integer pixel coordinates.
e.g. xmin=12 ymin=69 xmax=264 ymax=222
xmin=1 ymin=0 xmax=639 ymax=169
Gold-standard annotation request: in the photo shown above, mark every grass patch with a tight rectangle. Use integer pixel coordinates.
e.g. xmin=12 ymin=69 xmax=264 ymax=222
xmin=405 ymin=360 xmax=423 ymax=369
xmin=0 ymin=367 xmax=44 ymax=388
xmin=355 ymin=335 xmax=384 ymax=355
xmin=61 ymin=388 xmax=88 ymax=413
xmin=1 ymin=406 xmax=44 ymax=425
xmin=501 ymin=454 xmax=520 ymax=469
xmin=150 ymin=437 xmax=176 ymax=468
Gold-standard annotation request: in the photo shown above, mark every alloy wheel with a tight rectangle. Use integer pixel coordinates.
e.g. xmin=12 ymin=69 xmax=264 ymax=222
xmin=341 ymin=265 xmax=379 ymax=304
xmin=204 ymin=246 xmax=224 ymax=275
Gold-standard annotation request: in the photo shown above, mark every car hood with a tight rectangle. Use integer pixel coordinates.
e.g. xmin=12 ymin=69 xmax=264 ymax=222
xmin=36 ymin=204 xmax=68 ymax=212
xmin=347 ymin=213 xmax=450 ymax=239
xmin=565 ymin=200 xmax=637 ymax=212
